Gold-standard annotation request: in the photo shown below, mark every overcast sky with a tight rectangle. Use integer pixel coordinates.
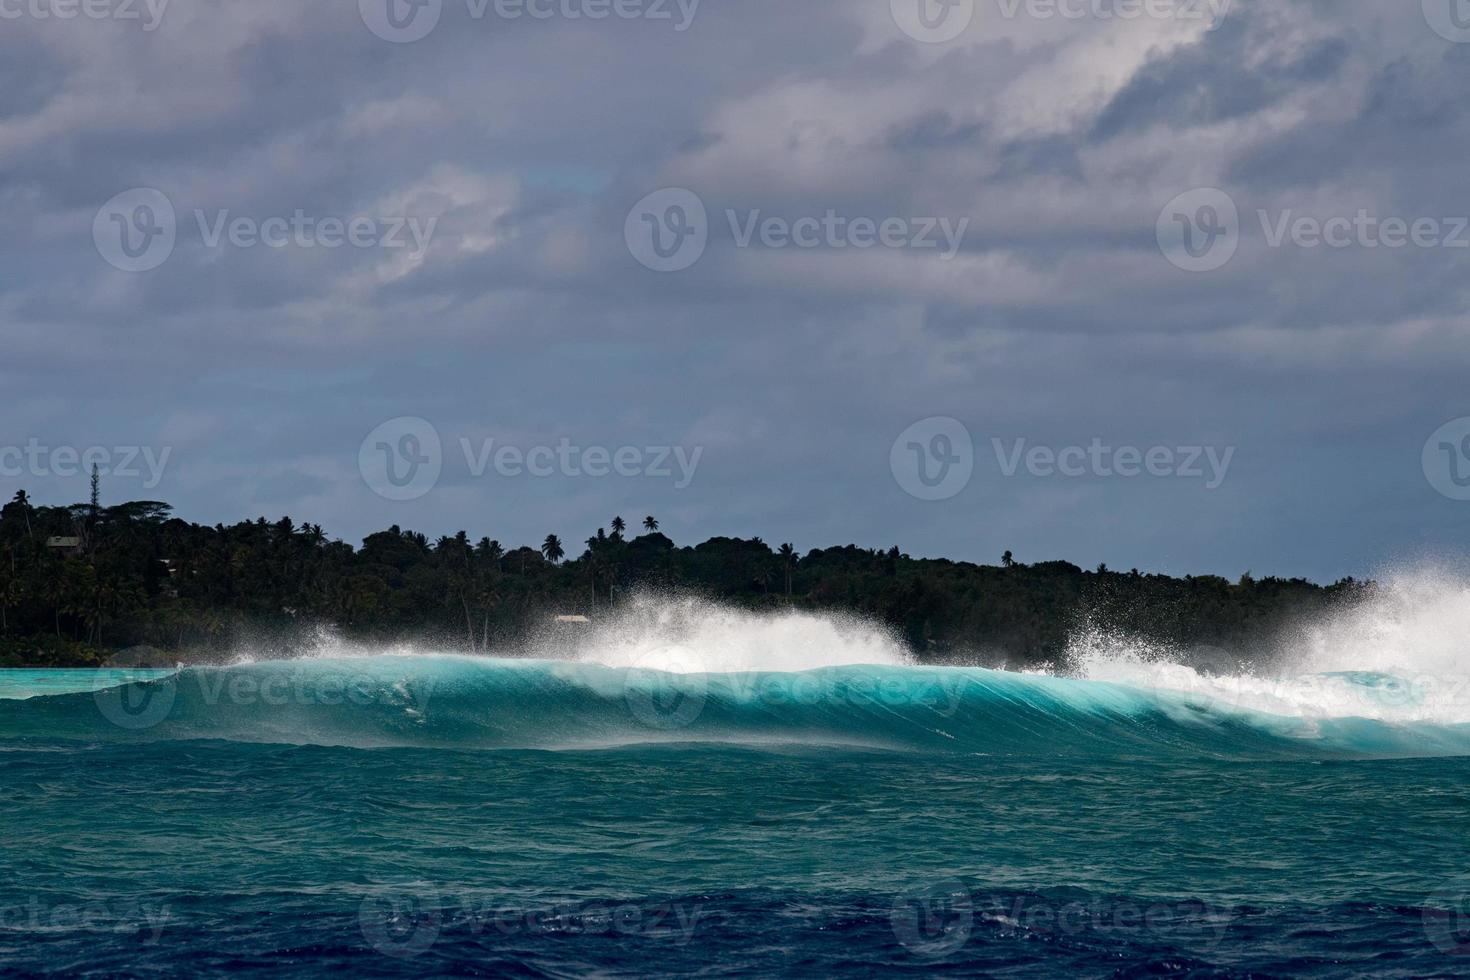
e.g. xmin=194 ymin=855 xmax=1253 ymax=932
xmin=4 ymin=0 xmax=1470 ymax=581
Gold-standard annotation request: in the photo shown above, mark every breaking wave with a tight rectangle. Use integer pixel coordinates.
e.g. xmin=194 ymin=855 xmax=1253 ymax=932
xmin=1071 ymin=567 xmax=1470 ymax=727
xmin=3 ymin=573 xmax=1470 ymax=759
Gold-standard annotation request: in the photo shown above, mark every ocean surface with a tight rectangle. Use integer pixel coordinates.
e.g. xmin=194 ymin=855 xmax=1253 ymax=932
xmin=4 ymin=585 xmax=1470 ymax=977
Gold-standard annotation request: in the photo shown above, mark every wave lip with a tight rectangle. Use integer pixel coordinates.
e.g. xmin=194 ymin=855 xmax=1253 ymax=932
xmin=3 ymin=654 xmax=1470 ymax=760
xmin=11 ymin=573 xmax=1470 ymax=759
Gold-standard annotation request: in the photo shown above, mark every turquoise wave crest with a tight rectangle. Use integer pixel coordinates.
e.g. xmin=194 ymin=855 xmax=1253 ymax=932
xmin=2 ymin=656 xmax=1469 ymax=759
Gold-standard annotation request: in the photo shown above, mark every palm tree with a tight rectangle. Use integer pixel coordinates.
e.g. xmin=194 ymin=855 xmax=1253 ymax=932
xmin=61 ymin=563 xmax=97 ymax=642
xmin=778 ymin=543 xmax=798 ymax=600
xmin=611 ymin=516 xmax=626 ymax=539
xmin=752 ymin=561 xmax=777 ymax=595
xmin=542 ymin=535 xmax=565 ymax=564
xmin=477 ymin=538 xmax=504 ymax=572
xmin=583 ymin=535 xmax=603 ymax=608
xmin=643 ymin=516 xmax=659 ymax=533
xmin=436 ymin=531 xmax=477 ymax=649
xmin=39 ymin=558 xmax=68 ymax=639
xmin=88 ymin=464 xmax=101 ymax=534
xmin=476 ymin=574 xmax=502 ymax=651
xmin=0 ymin=559 xmax=18 ymax=633
xmin=10 ymin=490 xmax=32 ymax=539
xmin=89 ymin=573 xmax=144 ymax=649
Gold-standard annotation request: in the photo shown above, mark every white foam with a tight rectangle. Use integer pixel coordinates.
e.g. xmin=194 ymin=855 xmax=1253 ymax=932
xmin=1069 ymin=567 xmax=1470 ymax=725
xmin=551 ymin=595 xmax=913 ymax=674
xmin=222 ymin=567 xmax=1470 ymax=725
xmin=1288 ymin=565 xmax=1470 ymax=676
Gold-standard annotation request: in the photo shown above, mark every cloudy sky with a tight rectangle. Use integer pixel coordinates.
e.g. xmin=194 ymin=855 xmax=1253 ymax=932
xmin=4 ymin=0 xmax=1469 ymax=581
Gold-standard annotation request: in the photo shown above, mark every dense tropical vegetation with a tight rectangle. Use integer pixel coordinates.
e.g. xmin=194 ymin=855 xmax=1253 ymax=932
xmin=0 ymin=486 xmax=1368 ymax=668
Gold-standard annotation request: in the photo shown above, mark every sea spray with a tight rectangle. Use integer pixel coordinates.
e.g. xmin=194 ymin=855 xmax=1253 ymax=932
xmin=9 ymin=572 xmax=1470 ymax=755
xmin=1068 ymin=566 xmax=1470 ymax=725
xmin=534 ymin=593 xmax=915 ymax=673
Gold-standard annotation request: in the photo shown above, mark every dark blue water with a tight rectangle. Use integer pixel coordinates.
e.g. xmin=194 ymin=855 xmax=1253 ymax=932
xmin=3 ymin=658 xmax=1470 ymax=977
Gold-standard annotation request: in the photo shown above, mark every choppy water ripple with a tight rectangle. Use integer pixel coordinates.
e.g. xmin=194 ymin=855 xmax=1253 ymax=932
xmin=0 ymin=737 xmax=1468 ymax=977
xmin=4 ymin=653 xmax=1470 ymax=976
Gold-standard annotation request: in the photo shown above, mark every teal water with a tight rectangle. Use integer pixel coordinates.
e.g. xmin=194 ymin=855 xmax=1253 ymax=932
xmin=0 ymin=669 xmax=174 ymax=702
xmin=2 ymin=656 xmax=1469 ymax=976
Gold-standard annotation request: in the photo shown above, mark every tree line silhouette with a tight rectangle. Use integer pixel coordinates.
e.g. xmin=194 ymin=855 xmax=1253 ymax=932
xmin=0 ymin=488 xmax=1368 ymax=668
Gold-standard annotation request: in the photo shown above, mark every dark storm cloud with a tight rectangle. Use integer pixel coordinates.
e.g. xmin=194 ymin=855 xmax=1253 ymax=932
xmin=1090 ymin=21 xmax=1351 ymax=142
xmin=1 ymin=0 xmax=1467 ymax=581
